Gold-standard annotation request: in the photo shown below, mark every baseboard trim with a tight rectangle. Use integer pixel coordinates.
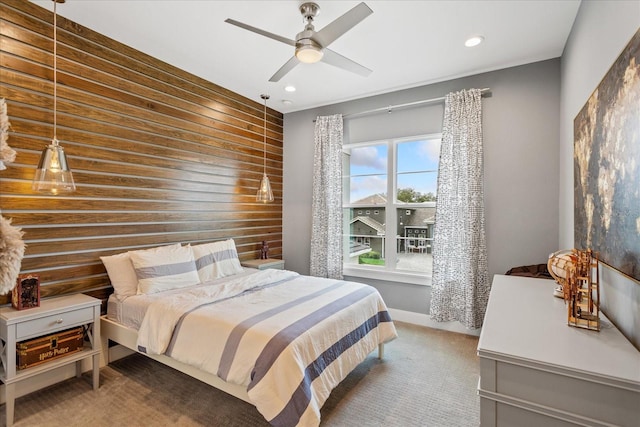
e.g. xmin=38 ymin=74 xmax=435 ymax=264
xmin=388 ymin=308 xmax=481 ymax=337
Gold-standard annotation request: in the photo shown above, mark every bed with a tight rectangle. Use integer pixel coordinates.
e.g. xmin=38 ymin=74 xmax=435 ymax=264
xmin=100 ymin=240 xmax=397 ymax=427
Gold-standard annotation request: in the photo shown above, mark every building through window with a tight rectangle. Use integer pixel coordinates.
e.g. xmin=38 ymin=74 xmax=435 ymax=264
xmin=343 ymin=134 xmax=441 ymax=276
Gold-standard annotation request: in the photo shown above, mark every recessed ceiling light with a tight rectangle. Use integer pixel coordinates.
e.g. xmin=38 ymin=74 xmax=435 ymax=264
xmin=282 ymin=99 xmax=293 ymax=105
xmin=465 ymin=35 xmax=484 ymax=47
xmin=284 ymin=85 xmax=296 ymax=92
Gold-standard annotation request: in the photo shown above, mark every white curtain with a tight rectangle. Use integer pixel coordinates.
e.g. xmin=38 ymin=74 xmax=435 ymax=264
xmin=430 ymin=88 xmax=489 ymax=329
xmin=310 ymin=114 xmax=343 ymax=279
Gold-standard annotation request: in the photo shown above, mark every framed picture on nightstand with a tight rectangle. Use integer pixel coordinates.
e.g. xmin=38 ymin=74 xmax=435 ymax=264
xmin=12 ymin=274 xmax=40 ymax=310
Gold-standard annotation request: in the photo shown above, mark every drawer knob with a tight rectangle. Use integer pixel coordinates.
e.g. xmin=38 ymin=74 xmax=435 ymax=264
xmin=55 ymin=319 xmax=63 ymax=324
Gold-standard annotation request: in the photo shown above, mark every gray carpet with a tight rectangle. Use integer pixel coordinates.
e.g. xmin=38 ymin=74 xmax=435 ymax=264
xmin=7 ymin=322 xmax=480 ymax=427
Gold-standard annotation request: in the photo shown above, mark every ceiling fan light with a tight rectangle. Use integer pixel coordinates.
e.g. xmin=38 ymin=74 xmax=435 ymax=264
xmin=296 ymin=45 xmax=323 ymax=63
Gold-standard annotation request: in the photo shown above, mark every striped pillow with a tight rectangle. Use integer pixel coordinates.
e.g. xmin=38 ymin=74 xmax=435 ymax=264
xmin=192 ymin=239 xmax=243 ymax=282
xmin=129 ymin=243 xmax=200 ymax=294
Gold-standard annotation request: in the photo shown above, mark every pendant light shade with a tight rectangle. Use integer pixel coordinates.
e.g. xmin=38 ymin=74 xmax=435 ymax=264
xmin=33 ymin=0 xmax=76 ymax=194
xmin=32 ymin=139 xmax=75 ymax=194
xmin=257 ymin=173 xmax=274 ymax=203
xmin=256 ymin=94 xmax=274 ymax=203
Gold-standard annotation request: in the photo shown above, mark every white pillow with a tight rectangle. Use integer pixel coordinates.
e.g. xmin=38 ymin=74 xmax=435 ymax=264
xmin=191 ymin=239 xmax=243 ymax=282
xmin=100 ymin=252 xmax=138 ymax=301
xmin=128 ymin=243 xmax=200 ymax=294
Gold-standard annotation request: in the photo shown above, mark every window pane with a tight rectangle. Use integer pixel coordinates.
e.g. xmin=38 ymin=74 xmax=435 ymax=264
xmin=397 ymin=172 xmax=437 ymax=200
xmin=348 ymin=175 xmax=387 ymax=204
xmin=396 ymin=138 xmax=440 ymax=203
xmin=344 ymin=144 xmax=388 ymax=204
xmin=396 ymin=207 xmax=435 ymax=274
xmin=344 ymin=208 xmax=386 ymax=267
xmin=342 ymin=135 xmax=440 ymax=277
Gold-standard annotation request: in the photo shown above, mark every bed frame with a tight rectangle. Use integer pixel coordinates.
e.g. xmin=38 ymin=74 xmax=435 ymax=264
xmin=100 ymin=315 xmax=385 ymax=405
xmin=101 ymin=316 xmax=251 ymax=402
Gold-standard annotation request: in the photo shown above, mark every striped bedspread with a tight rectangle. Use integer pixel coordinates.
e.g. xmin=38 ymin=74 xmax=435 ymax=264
xmin=136 ymin=269 xmax=397 ymax=427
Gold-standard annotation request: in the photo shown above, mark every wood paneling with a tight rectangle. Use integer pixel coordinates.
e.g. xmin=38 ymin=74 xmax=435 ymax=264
xmin=0 ymin=1 xmax=283 ymax=308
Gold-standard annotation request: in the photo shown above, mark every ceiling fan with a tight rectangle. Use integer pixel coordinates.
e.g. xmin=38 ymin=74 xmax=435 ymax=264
xmin=225 ymin=2 xmax=373 ymax=82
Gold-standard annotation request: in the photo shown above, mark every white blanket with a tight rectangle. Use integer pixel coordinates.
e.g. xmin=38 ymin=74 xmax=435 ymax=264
xmin=136 ymin=269 xmax=397 ymax=427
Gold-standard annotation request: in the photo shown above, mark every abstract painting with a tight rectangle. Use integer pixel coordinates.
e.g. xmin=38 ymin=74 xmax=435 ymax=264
xmin=574 ymin=28 xmax=640 ymax=282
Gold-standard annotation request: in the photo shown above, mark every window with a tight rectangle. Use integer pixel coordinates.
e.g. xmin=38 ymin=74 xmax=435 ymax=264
xmin=343 ymin=134 xmax=441 ymax=281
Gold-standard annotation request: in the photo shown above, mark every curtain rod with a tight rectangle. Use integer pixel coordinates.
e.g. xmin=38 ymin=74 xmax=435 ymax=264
xmin=341 ymin=87 xmax=491 ymax=119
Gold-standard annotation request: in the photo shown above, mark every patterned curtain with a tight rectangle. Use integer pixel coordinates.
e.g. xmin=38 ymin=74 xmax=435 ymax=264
xmin=310 ymin=114 xmax=343 ymax=279
xmin=429 ymin=88 xmax=489 ymax=329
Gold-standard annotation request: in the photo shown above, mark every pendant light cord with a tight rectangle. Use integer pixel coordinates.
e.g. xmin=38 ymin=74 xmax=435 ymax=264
xmin=263 ymin=97 xmax=266 ymax=173
xmin=261 ymin=94 xmax=269 ymax=174
xmin=256 ymin=94 xmax=273 ymax=202
xmin=52 ymin=0 xmax=58 ymax=146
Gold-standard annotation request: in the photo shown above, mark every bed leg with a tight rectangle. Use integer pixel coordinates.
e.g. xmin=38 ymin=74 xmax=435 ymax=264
xmin=377 ymin=343 xmax=384 ymax=359
xmin=100 ymin=333 xmax=110 ymax=366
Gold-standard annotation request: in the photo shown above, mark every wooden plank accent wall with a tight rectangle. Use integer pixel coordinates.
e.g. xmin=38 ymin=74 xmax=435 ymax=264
xmin=0 ymin=1 xmax=283 ymax=309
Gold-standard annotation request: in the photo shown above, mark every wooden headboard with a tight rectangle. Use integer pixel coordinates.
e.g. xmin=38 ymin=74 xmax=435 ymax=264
xmin=0 ymin=1 xmax=283 ymax=308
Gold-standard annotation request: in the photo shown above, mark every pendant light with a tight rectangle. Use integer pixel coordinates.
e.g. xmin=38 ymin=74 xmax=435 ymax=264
xmin=256 ymin=94 xmax=274 ymax=203
xmin=32 ymin=0 xmax=76 ymax=194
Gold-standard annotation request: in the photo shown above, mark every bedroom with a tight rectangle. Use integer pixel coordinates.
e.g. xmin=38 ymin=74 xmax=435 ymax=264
xmin=0 ymin=0 xmax=638 ymax=426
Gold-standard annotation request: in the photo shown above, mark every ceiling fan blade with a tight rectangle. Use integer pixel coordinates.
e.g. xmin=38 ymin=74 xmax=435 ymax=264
xmin=269 ymin=56 xmax=300 ymax=82
xmin=312 ymin=2 xmax=373 ymax=48
xmin=321 ymin=49 xmax=372 ymax=77
xmin=225 ymin=18 xmax=296 ymax=47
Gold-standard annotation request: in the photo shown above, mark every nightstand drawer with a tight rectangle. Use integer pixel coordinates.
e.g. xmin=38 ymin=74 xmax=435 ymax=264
xmin=15 ymin=307 xmax=94 ymax=341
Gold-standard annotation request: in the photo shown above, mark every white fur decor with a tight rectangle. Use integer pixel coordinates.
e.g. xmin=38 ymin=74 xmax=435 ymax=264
xmin=0 ymin=215 xmax=25 ymax=295
xmin=0 ymin=98 xmax=24 ymax=294
xmin=0 ymin=98 xmax=16 ymax=170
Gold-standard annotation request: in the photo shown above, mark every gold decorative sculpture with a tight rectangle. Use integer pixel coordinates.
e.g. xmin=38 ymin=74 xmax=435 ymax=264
xmin=548 ymin=249 xmax=574 ymax=299
xmin=548 ymin=249 xmax=600 ymax=331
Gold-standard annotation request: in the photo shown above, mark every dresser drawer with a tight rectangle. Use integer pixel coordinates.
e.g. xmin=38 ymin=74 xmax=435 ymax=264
xmin=15 ymin=307 xmax=94 ymax=340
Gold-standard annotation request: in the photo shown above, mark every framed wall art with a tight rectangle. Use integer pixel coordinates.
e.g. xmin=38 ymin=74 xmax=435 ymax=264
xmin=574 ymin=28 xmax=640 ymax=282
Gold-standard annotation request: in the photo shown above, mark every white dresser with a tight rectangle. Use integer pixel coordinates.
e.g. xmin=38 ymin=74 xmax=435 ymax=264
xmin=477 ymin=275 xmax=640 ymax=427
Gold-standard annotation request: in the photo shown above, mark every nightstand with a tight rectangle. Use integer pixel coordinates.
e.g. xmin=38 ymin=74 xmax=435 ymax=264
xmin=0 ymin=294 xmax=101 ymax=426
xmin=241 ymin=258 xmax=285 ymax=270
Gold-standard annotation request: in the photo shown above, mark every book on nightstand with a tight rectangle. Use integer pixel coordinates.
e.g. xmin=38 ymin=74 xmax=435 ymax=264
xmin=241 ymin=258 xmax=285 ymax=270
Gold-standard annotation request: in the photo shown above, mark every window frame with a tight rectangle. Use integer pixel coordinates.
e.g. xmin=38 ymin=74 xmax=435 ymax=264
xmin=342 ymin=133 xmax=442 ymax=286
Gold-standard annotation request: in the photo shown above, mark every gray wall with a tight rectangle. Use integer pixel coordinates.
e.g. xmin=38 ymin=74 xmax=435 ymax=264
xmin=559 ymin=1 xmax=640 ymax=348
xmin=283 ymin=59 xmax=561 ymax=316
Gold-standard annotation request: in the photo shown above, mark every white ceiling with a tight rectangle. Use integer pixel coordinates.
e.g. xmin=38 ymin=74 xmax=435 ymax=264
xmin=32 ymin=0 xmax=581 ymax=114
